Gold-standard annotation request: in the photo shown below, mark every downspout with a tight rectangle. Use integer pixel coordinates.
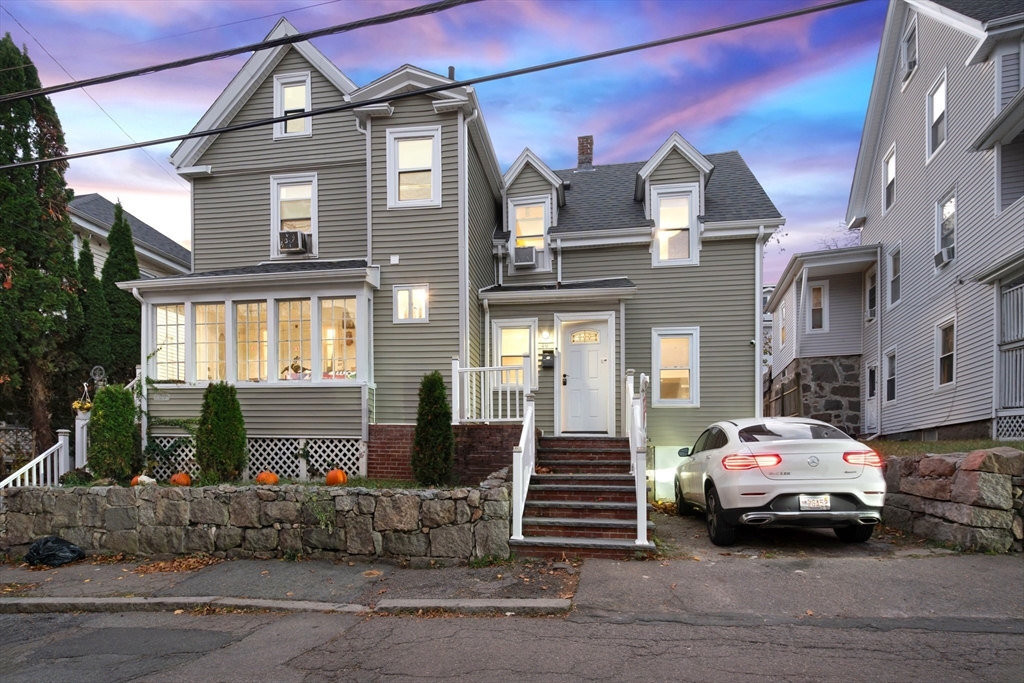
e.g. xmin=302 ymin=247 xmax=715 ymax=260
xmin=755 ymin=226 xmax=765 ymax=418
xmin=865 ymin=243 xmax=883 ymax=441
xmin=131 ymin=287 xmax=148 ymax=449
xmin=460 ymin=107 xmax=480 ymax=367
xmin=355 ymin=116 xmax=371 ymax=266
xmin=557 ymin=238 xmax=563 ymax=284
xmin=483 ymin=299 xmax=491 ymax=368
xmin=799 ymin=267 xmax=809 ymax=362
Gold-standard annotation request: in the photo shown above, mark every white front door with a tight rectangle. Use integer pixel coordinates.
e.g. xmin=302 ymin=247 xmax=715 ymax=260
xmin=561 ymin=320 xmax=610 ymax=433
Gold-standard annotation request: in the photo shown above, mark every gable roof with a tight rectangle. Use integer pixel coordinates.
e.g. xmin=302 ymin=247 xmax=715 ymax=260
xmin=69 ymin=194 xmax=191 ymax=268
xmin=637 ymin=131 xmax=715 ymax=181
xmin=169 ymin=17 xmax=357 ymax=169
xmin=350 ymin=64 xmax=466 ymax=103
xmin=504 ymin=148 xmax=565 ymax=203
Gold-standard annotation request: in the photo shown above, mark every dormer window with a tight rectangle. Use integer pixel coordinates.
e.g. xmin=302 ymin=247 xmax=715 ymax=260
xmin=652 ymin=184 xmax=699 ymax=267
xmin=508 ymin=195 xmax=551 ymax=271
xmin=273 ymin=73 xmax=311 ymax=139
xmin=387 ymin=126 xmax=442 ymax=208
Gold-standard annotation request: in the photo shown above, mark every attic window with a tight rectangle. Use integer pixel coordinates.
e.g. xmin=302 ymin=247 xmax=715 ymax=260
xmin=274 ymin=73 xmax=311 ymax=139
xmin=651 ymin=184 xmax=699 ymax=267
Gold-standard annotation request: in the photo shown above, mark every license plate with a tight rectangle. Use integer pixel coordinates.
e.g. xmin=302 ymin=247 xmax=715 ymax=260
xmin=799 ymin=494 xmax=830 ymax=511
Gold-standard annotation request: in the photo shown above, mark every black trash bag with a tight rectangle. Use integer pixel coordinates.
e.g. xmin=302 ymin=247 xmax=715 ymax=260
xmin=25 ymin=536 xmax=85 ymax=567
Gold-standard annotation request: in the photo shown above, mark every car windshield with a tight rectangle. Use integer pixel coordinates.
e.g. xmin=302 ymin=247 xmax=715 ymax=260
xmin=738 ymin=421 xmax=852 ymax=442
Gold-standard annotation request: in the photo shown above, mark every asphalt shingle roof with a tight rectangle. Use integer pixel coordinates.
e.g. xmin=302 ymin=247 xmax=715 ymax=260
xmin=69 ymin=194 xmax=191 ymax=267
xmin=932 ymin=0 xmax=1021 ymax=23
xmin=154 ymin=259 xmax=367 ymax=280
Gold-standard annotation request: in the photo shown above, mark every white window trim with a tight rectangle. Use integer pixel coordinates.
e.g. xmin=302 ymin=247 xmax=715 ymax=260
xmin=887 ymin=246 xmax=902 ymax=309
xmin=492 ymin=318 xmax=538 ymax=390
xmin=926 ymin=68 xmax=948 ymax=163
xmin=935 ymin=188 xmax=957 ymax=267
xmin=882 ymin=144 xmax=896 ymax=214
xmin=392 ymin=284 xmax=429 ymax=324
xmin=651 ymin=326 xmax=700 ymax=407
xmin=192 ymin=301 xmax=228 ymax=386
xmin=386 ymin=126 xmax=442 ymax=209
xmin=507 ymin=195 xmax=552 ymax=274
xmin=151 ymin=303 xmax=187 ymax=386
xmin=865 ymin=266 xmax=878 ymax=322
xmin=651 ymin=183 xmax=700 ymax=267
xmin=884 ymin=347 xmax=898 ymax=404
xmin=900 ymin=16 xmax=919 ymax=90
xmin=273 ymin=72 xmax=312 ymax=140
xmin=270 ymin=173 xmax=318 ymax=259
xmin=805 ymin=280 xmax=830 ymax=334
xmin=934 ymin=315 xmax=956 ymax=390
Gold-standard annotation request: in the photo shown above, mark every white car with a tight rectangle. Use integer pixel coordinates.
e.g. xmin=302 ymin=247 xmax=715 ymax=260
xmin=674 ymin=417 xmax=886 ymax=546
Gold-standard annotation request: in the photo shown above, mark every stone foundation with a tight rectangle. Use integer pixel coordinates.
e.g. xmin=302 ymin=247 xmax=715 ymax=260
xmin=0 ymin=469 xmax=512 ymax=562
xmin=882 ymin=447 xmax=1024 ymax=552
xmin=766 ymin=356 xmax=861 ymax=436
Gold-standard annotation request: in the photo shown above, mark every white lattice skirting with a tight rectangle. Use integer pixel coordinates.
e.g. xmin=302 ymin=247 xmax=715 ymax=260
xmin=150 ymin=436 xmax=365 ymax=481
xmin=996 ymin=415 xmax=1024 ymax=440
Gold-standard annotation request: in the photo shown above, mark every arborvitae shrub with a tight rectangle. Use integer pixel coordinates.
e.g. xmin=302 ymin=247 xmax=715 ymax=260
xmin=87 ymin=384 xmax=136 ymax=481
xmin=195 ymin=382 xmax=247 ymax=483
xmin=411 ymin=371 xmax=454 ymax=485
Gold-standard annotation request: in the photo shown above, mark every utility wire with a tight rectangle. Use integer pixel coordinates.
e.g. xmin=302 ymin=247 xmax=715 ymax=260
xmin=1 ymin=0 xmax=871 ymax=171
xmin=0 ymin=0 xmax=483 ymax=103
xmin=0 ymin=0 xmax=345 ymax=74
xmin=0 ymin=6 xmax=189 ymax=191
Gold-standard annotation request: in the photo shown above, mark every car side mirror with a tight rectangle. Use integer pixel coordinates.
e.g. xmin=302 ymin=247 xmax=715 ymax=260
xmin=678 ymin=447 xmax=690 ymax=457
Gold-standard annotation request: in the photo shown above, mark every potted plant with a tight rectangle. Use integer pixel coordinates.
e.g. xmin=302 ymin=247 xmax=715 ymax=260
xmin=73 ymin=383 xmax=93 ymax=418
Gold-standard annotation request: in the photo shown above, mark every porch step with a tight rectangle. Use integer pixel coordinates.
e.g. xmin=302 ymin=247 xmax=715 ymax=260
xmin=536 ymin=447 xmax=631 ymax=459
xmin=532 ymin=473 xmax=634 ymax=487
xmin=539 ymin=437 xmax=630 ymax=451
xmin=522 ymin=516 xmax=653 ymax=540
xmin=534 ymin=461 xmax=631 ymax=475
xmin=528 ymin=484 xmax=636 ymax=503
xmin=510 ymin=535 xmax=655 ymax=560
xmin=524 ymin=500 xmax=651 ymax=520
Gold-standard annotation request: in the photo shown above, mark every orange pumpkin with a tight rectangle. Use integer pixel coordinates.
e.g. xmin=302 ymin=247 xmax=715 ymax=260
xmin=325 ymin=469 xmax=348 ymax=486
xmin=255 ymin=471 xmax=279 ymax=485
xmin=130 ymin=475 xmax=140 ymax=487
xmin=169 ymin=472 xmax=191 ymax=487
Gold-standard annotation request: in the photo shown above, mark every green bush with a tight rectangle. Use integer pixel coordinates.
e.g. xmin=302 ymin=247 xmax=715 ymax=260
xmin=195 ymin=382 xmax=247 ymax=483
xmin=411 ymin=371 xmax=454 ymax=485
xmin=87 ymin=385 xmax=137 ymax=481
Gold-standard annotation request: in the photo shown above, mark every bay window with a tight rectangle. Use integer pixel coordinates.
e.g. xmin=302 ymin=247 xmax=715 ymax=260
xmin=278 ymin=300 xmax=312 ymax=381
xmin=236 ymin=302 xmax=268 ymax=383
xmin=195 ymin=303 xmax=226 ymax=382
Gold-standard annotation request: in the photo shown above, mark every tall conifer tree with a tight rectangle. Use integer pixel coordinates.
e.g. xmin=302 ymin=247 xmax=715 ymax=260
xmin=0 ymin=34 xmax=82 ymax=448
xmin=100 ymin=202 xmax=140 ymax=383
xmin=78 ymin=239 xmax=111 ymax=370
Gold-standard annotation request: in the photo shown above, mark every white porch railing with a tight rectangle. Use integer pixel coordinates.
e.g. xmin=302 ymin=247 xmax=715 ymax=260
xmin=74 ymin=366 xmax=143 ymax=470
xmin=510 ymin=394 xmax=535 ymax=541
xmin=625 ymin=370 xmax=650 ymax=546
xmin=1000 ymin=345 xmax=1024 ymax=410
xmin=451 ymin=356 xmax=529 ymax=424
xmin=0 ymin=429 xmax=70 ymax=492
xmin=1001 ymin=283 xmax=1023 ymax=345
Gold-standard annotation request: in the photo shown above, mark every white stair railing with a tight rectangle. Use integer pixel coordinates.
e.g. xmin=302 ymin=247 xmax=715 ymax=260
xmin=626 ymin=370 xmax=650 ymax=546
xmin=0 ymin=429 xmax=70 ymax=492
xmin=510 ymin=394 xmax=535 ymax=541
xmin=451 ymin=356 xmax=529 ymax=424
xmin=73 ymin=366 xmax=143 ymax=470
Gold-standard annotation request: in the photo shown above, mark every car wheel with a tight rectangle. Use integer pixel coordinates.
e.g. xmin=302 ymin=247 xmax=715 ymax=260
xmin=705 ymin=487 xmax=736 ymax=546
xmin=675 ymin=481 xmax=689 ymax=516
xmin=834 ymin=524 xmax=875 ymax=543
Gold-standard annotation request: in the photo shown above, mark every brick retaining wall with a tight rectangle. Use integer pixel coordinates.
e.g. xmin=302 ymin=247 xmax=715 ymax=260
xmin=368 ymin=423 xmax=522 ymax=485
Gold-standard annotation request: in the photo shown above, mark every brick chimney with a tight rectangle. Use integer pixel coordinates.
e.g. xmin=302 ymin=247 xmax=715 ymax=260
xmin=577 ymin=135 xmax=594 ymax=171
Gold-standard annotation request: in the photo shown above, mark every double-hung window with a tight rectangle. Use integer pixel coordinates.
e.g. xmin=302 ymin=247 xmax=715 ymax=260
xmin=271 ymin=174 xmax=317 ymax=257
xmin=508 ymin=196 xmax=550 ymax=270
xmin=888 ymin=249 xmax=901 ymax=306
xmin=387 ymin=126 xmax=441 ymax=208
xmin=236 ymin=302 xmax=268 ymax=382
xmin=393 ymin=284 xmax=428 ymax=323
xmin=652 ymin=327 xmax=699 ymax=407
xmin=937 ymin=192 xmax=956 ymax=261
xmin=883 ymin=148 xmax=896 ymax=210
xmin=273 ymin=73 xmax=311 ymax=139
xmin=807 ymin=281 xmax=829 ymax=332
xmin=866 ymin=268 xmax=878 ymax=319
xmin=652 ymin=185 xmax=698 ymax=266
xmin=937 ymin=320 xmax=955 ymax=386
xmin=321 ymin=298 xmax=357 ymax=380
xmin=885 ymin=350 xmax=897 ymax=402
xmin=901 ymin=21 xmax=918 ymax=82
xmin=928 ymin=74 xmax=947 ymax=158
xmin=154 ymin=304 xmax=185 ymax=382
xmin=194 ymin=303 xmax=226 ymax=382
xmin=278 ymin=300 xmax=312 ymax=381
xmin=493 ymin=319 xmax=537 ymax=389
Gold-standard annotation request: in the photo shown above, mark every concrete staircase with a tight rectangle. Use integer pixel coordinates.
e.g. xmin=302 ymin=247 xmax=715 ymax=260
xmin=509 ymin=436 xmax=655 ymax=559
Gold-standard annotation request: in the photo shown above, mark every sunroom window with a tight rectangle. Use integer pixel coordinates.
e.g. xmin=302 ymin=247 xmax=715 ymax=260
xmin=154 ymin=304 xmax=185 ymax=382
xmin=278 ymin=300 xmax=312 ymax=380
xmin=236 ymin=302 xmax=268 ymax=382
xmin=321 ymin=298 xmax=357 ymax=380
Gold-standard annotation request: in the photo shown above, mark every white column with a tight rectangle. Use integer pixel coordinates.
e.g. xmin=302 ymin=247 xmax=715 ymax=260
xmin=57 ymin=429 xmax=71 ymax=479
xmin=74 ymin=412 xmax=90 ymax=469
xmin=451 ymin=357 xmax=461 ymax=425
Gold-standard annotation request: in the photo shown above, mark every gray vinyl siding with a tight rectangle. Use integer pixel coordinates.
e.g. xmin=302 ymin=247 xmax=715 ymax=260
xmin=1000 ymin=50 xmax=1020 ymax=108
xmin=1001 ymin=134 xmax=1024 ymax=210
xmin=148 ymin=385 xmax=364 ymax=437
xmin=798 ymin=273 xmax=863 ymax=357
xmin=191 ymin=48 xmax=367 ymax=272
xmin=648 ymin=149 xmax=701 ymax=185
xmin=370 ymin=96 xmax=461 ymax=423
xmin=506 ymin=164 xmax=555 ymax=213
xmin=503 ymin=163 xmax=558 ymax=284
xmin=467 ymin=137 xmax=498 ymax=371
xmin=859 ymin=10 xmax=1024 ymax=435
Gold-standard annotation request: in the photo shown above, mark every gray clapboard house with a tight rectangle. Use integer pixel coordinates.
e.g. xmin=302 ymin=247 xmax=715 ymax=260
xmin=766 ymin=0 xmax=1024 ymax=441
xmin=117 ymin=18 xmax=783 ymax=499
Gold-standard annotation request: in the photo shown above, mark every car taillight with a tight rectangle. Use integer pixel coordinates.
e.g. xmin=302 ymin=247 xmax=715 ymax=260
xmin=722 ymin=453 xmax=782 ymax=470
xmin=843 ymin=450 xmax=882 ymax=467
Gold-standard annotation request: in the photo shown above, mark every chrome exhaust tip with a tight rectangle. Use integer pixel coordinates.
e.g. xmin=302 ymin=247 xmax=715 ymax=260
xmin=857 ymin=516 xmax=881 ymax=525
xmin=741 ymin=514 xmax=774 ymax=525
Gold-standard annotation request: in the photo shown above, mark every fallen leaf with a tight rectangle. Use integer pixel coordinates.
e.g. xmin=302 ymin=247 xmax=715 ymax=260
xmin=806 ymin=610 xmax=814 ymax=616
xmin=286 ymin=591 xmax=294 ymax=597
xmin=83 ymin=579 xmax=91 ymax=583
xmin=671 ymin=583 xmax=677 ymax=590
xmin=173 ymin=609 xmax=184 ymax=615
xmin=362 ymin=570 xmax=382 ymax=578
xmin=261 ymin=570 xmax=269 ymax=575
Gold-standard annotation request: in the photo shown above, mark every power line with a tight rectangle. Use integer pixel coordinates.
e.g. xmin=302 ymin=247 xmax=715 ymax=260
xmin=0 ymin=6 xmax=189 ymax=191
xmin=0 ymin=0 xmax=871 ymax=171
xmin=0 ymin=0 xmax=483 ymax=104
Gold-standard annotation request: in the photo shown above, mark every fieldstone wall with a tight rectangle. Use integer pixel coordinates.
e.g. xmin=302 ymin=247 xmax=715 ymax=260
xmin=0 ymin=469 xmax=512 ymax=564
xmin=883 ymin=448 xmax=1024 ymax=552
xmin=766 ymin=356 xmax=862 ymax=436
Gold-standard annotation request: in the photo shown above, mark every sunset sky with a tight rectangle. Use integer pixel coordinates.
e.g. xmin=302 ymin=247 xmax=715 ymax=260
xmin=1 ymin=0 xmax=888 ymax=281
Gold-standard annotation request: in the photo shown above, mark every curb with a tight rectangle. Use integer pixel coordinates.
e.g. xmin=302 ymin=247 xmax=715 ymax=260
xmin=0 ymin=596 xmax=572 ymax=616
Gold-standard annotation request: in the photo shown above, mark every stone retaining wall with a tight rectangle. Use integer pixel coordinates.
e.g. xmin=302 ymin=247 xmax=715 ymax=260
xmin=883 ymin=447 xmax=1023 ymax=552
xmin=0 ymin=469 xmax=512 ymax=564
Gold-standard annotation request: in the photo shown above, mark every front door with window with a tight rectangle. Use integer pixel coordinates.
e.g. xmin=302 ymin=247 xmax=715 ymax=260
xmin=560 ymin=320 xmax=610 ymax=433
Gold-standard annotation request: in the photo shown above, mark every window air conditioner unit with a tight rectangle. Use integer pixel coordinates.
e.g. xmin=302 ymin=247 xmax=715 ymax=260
xmin=279 ymin=230 xmax=308 ymax=254
xmin=513 ymin=246 xmax=537 ymax=268
xmin=867 ymin=307 xmax=876 ymax=321
xmin=933 ymin=246 xmax=954 ymax=268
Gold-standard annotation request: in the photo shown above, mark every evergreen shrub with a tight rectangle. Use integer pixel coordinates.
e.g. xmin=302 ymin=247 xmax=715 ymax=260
xmin=411 ymin=371 xmax=454 ymax=485
xmin=87 ymin=384 xmax=136 ymax=481
xmin=195 ymin=382 xmax=247 ymax=482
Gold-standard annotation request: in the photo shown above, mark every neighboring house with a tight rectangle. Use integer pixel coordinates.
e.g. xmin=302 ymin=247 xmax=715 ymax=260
xmin=69 ymin=194 xmax=191 ymax=277
xmin=761 ymin=284 xmax=775 ymax=372
xmin=766 ymin=0 xmax=1024 ymax=440
xmin=116 ymin=18 xmax=783 ymax=497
